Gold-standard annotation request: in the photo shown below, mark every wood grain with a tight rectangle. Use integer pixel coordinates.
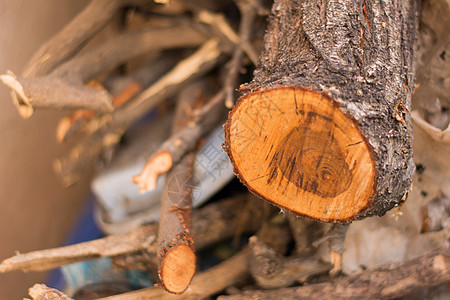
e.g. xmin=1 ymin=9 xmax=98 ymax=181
xmin=225 ymin=87 xmax=375 ymax=222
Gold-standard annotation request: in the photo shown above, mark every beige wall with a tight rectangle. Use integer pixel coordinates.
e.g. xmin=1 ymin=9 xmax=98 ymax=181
xmin=0 ymin=1 xmax=91 ymax=298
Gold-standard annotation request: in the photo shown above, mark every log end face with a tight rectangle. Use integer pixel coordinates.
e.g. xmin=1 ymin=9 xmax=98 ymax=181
xmin=224 ymin=87 xmax=376 ymax=222
xmin=159 ymin=244 xmax=196 ymax=294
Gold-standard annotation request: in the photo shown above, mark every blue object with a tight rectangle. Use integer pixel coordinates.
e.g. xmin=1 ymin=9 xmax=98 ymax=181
xmin=45 ymin=195 xmax=103 ymax=290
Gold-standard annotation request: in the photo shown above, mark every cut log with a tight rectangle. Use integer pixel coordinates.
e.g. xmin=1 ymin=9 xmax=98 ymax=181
xmin=224 ymin=0 xmax=417 ymax=222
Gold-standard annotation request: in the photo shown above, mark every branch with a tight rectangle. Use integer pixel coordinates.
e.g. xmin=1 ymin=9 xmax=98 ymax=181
xmin=1 ymin=23 xmax=207 ymax=118
xmin=98 ymin=248 xmax=250 ymax=300
xmin=56 ymin=55 xmax=179 ymax=143
xmin=54 ymin=39 xmax=223 ymax=186
xmin=28 ymin=284 xmax=73 ymax=300
xmin=248 ymin=236 xmax=330 ymax=289
xmin=0 ymin=195 xmax=263 ymax=273
xmin=0 ymin=225 xmax=157 ymax=273
xmin=155 ymin=82 xmax=205 ymax=294
xmin=23 ymin=0 xmax=152 ymax=77
xmin=219 ymin=246 xmax=450 ymax=300
xmin=132 ymin=90 xmax=225 ymax=193
xmin=197 ymin=10 xmax=258 ymax=65
xmin=224 ymin=0 xmax=260 ymax=108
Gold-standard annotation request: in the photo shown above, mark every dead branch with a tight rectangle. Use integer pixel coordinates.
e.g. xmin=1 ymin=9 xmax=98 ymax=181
xmin=219 ymin=246 xmax=450 ymax=300
xmin=28 ymin=284 xmax=73 ymax=300
xmin=224 ymin=0 xmax=260 ymax=108
xmin=56 ymin=55 xmax=179 ymax=143
xmin=23 ymin=0 xmax=152 ymax=78
xmin=0 ymin=225 xmax=157 ymax=273
xmin=54 ymin=39 xmax=223 ymax=186
xmin=132 ymin=89 xmax=226 ymax=193
xmin=156 ymin=82 xmax=205 ymax=294
xmin=0 ymin=195 xmax=263 ymax=273
xmin=1 ymin=23 xmax=207 ymax=118
xmin=197 ymin=10 xmax=258 ymax=66
xmin=98 ymin=248 xmax=250 ymax=300
xmin=248 ymin=236 xmax=330 ymax=289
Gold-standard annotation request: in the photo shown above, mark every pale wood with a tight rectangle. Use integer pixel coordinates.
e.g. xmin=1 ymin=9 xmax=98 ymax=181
xmin=159 ymin=244 xmax=196 ymax=294
xmin=132 ymin=151 xmax=173 ymax=193
xmin=28 ymin=284 xmax=73 ymax=300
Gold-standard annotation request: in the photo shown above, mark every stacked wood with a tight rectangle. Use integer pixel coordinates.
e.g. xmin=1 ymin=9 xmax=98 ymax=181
xmin=2 ymin=0 xmax=449 ymax=299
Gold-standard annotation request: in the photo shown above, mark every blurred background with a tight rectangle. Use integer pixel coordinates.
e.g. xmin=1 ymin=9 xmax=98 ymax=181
xmin=0 ymin=1 xmax=91 ymax=298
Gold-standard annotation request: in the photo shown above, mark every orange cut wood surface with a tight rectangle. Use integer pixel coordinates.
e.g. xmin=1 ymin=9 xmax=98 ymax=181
xmin=159 ymin=244 xmax=196 ymax=294
xmin=225 ymin=87 xmax=376 ymax=222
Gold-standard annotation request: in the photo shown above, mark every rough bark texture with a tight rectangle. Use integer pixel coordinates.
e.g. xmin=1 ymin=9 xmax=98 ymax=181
xmin=225 ymin=0 xmax=417 ymax=222
xmin=248 ymin=236 xmax=330 ymax=289
xmin=156 ymin=153 xmax=196 ymax=294
xmin=219 ymin=246 xmax=450 ymax=300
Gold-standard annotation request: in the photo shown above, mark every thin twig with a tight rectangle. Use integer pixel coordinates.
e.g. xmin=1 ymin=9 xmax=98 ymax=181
xmin=225 ymin=0 xmax=260 ymax=108
xmin=197 ymin=10 xmax=258 ymax=65
xmin=56 ymin=55 xmax=179 ymax=143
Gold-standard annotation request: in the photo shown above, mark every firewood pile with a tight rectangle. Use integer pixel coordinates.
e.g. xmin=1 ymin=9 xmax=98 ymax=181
xmin=0 ymin=0 xmax=449 ymax=299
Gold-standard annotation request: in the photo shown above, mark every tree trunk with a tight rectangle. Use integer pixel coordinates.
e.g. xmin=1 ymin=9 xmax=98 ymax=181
xmin=224 ymin=0 xmax=417 ymax=222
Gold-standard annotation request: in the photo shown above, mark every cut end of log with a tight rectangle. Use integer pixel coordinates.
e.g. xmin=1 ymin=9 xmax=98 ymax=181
xmin=224 ymin=87 xmax=376 ymax=223
xmin=0 ymin=71 xmax=34 ymax=118
xmin=132 ymin=151 xmax=173 ymax=193
xmin=159 ymin=244 xmax=196 ymax=294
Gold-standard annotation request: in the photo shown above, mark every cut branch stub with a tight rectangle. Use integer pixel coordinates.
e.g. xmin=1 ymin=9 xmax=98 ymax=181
xmin=225 ymin=87 xmax=375 ymax=222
